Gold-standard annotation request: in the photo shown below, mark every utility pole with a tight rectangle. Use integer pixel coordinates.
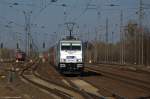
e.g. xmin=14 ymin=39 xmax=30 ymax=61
xmin=0 ymin=32 xmax=2 ymax=61
xmin=134 ymin=24 xmax=137 ymax=64
xmin=87 ymin=29 xmax=90 ymax=62
xmin=120 ymin=10 xmax=124 ymax=64
xmin=105 ymin=17 xmax=109 ymax=63
xmin=111 ymin=32 xmax=114 ymax=63
xmin=139 ymin=0 xmax=144 ymax=65
xmin=16 ymin=32 xmax=19 ymax=49
xmin=63 ymin=4 xmax=67 ymax=23
xmin=42 ymin=0 xmax=46 ymax=8
xmin=24 ymin=11 xmax=32 ymax=57
xmin=94 ymin=28 xmax=98 ymax=63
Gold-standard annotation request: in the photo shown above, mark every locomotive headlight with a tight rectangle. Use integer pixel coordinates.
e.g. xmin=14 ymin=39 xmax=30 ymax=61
xmin=77 ymin=59 xmax=82 ymax=62
xmin=61 ymin=59 xmax=66 ymax=62
xmin=60 ymin=64 xmax=66 ymax=67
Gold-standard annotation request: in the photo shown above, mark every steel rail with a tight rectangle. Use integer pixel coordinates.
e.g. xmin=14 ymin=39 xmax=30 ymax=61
xmin=90 ymin=63 xmax=150 ymax=74
xmin=20 ymin=59 xmax=89 ymax=99
xmin=85 ymin=67 xmax=150 ymax=91
xmin=47 ymin=64 xmax=105 ymax=99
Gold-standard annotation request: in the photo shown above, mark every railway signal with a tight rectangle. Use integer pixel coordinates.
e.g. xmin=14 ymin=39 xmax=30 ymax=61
xmin=43 ymin=42 xmax=45 ymax=49
xmin=16 ymin=43 xmax=19 ymax=49
xmin=30 ymin=44 xmax=32 ymax=49
xmin=1 ymin=43 xmax=3 ymax=48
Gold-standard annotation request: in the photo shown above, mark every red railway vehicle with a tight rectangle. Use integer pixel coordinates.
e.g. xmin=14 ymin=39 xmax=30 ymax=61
xmin=15 ymin=50 xmax=26 ymax=61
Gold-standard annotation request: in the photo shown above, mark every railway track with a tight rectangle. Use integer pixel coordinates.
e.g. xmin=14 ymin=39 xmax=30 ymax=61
xmin=43 ymin=63 xmax=119 ymax=99
xmin=20 ymin=59 xmax=93 ymax=99
xmin=85 ymin=66 xmax=150 ymax=92
xmin=50 ymin=63 xmax=111 ymax=98
xmin=62 ymin=75 xmax=104 ymax=99
xmin=92 ymin=63 xmax=150 ymax=75
xmin=36 ymin=62 xmax=132 ymax=99
xmin=4 ymin=60 xmax=149 ymax=98
xmin=22 ymin=59 xmax=149 ymax=99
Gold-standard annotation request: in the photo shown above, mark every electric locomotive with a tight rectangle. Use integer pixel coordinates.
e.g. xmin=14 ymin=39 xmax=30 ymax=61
xmin=50 ymin=37 xmax=84 ymax=74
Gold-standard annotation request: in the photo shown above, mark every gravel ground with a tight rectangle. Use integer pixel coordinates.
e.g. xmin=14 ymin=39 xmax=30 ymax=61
xmin=0 ymin=62 xmax=57 ymax=99
xmin=2 ymin=61 xmax=149 ymax=99
xmin=87 ymin=64 xmax=150 ymax=84
xmin=36 ymin=62 xmax=68 ymax=87
xmin=36 ymin=62 xmax=150 ymax=98
xmin=83 ymin=64 xmax=150 ymax=99
xmin=80 ymin=74 xmax=150 ymax=99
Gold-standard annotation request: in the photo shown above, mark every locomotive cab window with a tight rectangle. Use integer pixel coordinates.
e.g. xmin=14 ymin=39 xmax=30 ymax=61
xmin=61 ymin=43 xmax=71 ymax=50
xmin=61 ymin=43 xmax=81 ymax=50
xmin=61 ymin=45 xmax=71 ymax=50
xmin=72 ymin=44 xmax=81 ymax=50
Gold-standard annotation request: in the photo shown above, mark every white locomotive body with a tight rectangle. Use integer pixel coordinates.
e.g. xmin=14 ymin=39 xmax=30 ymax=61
xmin=54 ymin=39 xmax=84 ymax=74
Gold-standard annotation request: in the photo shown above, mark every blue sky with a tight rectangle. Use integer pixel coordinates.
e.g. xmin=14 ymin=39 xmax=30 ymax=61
xmin=0 ymin=0 xmax=150 ymax=51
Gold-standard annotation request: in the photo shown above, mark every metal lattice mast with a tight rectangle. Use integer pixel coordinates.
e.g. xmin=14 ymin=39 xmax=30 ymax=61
xmin=139 ymin=0 xmax=144 ymax=65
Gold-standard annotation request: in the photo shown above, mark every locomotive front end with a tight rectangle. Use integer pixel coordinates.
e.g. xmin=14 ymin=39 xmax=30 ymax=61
xmin=58 ymin=40 xmax=84 ymax=74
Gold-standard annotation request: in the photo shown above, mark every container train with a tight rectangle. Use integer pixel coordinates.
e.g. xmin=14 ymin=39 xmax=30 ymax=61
xmin=49 ymin=38 xmax=84 ymax=74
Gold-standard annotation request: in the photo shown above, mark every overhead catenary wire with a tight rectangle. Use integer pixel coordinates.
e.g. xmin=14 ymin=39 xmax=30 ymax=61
xmin=0 ymin=16 xmax=24 ymax=28
xmin=72 ymin=0 xmax=94 ymax=21
xmin=0 ymin=0 xmax=39 ymax=8
xmin=73 ymin=8 xmax=88 ymax=22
